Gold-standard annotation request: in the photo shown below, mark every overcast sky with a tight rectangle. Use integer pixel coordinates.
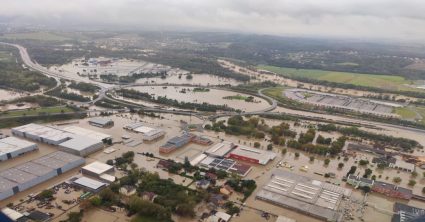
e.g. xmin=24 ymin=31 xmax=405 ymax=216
xmin=1 ymin=0 xmax=425 ymax=41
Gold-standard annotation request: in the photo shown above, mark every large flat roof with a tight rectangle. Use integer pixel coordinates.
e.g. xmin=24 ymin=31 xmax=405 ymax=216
xmin=12 ymin=123 xmax=72 ymax=142
xmin=0 ymin=137 xmax=37 ymax=157
xmin=205 ymin=141 xmax=234 ymax=157
xmin=16 ymin=162 xmax=54 ymax=176
xmin=62 ymin=126 xmax=111 ymax=141
xmin=133 ymin=126 xmax=164 ymax=136
xmin=0 ymin=177 xmax=17 ymax=192
xmin=73 ymin=177 xmax=106 ymax=190
xmin=256 ymin=169 xmax=351 ymax=221
xmin=0 ymin=137 xmax=36 ymax=149
xmin=0 ymin=168 xmax=38 ymax=184
xmin=45 ymin=151 xmax=85 ymax=163
xmin=89 ymin=117 xmax=113 ymax=126
xmin=82 ymin=161 xmax=113 ymax=175
xmin=229 ymin=145 xmax=277 ymax=164
xmin=59 ymin=135 xmax=101 ymax=151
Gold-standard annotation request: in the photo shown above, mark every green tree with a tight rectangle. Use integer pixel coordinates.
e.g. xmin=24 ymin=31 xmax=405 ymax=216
xmin=338 ymin=162 xmax=344 ymax=169
xmin=267 ymin=144 xmax=273 ymax=151
xmin=408 ymin=180 xmax=416 ymax=187
xmin=309 ymin=156 xmax=315 ymax=162
xmin=294 ymin=152 xmax=300 ymax=158
xmin=324 ymin=159 xmax=330 ymax=165
xmin=393 ymin=177 xmax=402 ymax=183
xmin=254 ymin=142 xmax=261 ymax=148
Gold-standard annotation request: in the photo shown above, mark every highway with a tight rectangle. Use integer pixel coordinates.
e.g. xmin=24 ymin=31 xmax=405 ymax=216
xmin=3 ymin=42 xmax=425 ymax=145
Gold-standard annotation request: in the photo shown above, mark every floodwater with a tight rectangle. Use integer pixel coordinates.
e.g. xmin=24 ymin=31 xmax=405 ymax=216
xmin=125 ymin=86 xmax=270 ymax=112
xmin=0 ymin=89 xmax=26 ymax=101
xmin=1 ymin=113 xmax=424 ymax=222
xmin=134 ymin=73 xmax=242 ymax=86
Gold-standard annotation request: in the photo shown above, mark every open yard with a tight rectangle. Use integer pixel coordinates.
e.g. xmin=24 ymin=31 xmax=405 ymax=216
xmin=258 ymin=65 xmax=413 ymax=91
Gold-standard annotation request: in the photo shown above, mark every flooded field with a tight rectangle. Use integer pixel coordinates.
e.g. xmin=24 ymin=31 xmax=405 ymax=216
xmin=134 ymin=73 xmax=242 ymax=86
xmin=124 ymin=86 xmax=270 ymax=112
xmin=0 ymin=89 xmax=26 ymax=101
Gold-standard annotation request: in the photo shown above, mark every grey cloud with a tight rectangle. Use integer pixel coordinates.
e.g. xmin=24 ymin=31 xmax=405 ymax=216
xmin=0 ymin=0 xmax=425 ymax=41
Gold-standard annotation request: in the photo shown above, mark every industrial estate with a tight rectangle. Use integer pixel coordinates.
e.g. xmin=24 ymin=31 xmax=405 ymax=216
xmin=1 ymin=15 xmax=425 ymax=222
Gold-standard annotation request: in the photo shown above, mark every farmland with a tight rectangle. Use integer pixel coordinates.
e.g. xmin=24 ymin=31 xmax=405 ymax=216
xmin=258 ymin=65 xmax=414 ymax=91
xmin=0 ymin=32 xmax=70 ymax=41
xmin=0 ymin=106 xmax=75 ymax=118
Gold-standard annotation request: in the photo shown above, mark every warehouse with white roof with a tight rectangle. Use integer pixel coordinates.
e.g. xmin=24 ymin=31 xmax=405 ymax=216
xmin=72 ymin=176 xmax=107 ymax=192
xmin=124 ymin=123 xmax=165 ymax=141
xmin=11 ymin=123 xmax=72 ymax=145
xmin=205 ymin=141 xmax=235 ymax=158
xmin=81 ymin=161 xmax=115 ymax=182
xmin=62 ymin=126 xmax=111 ymax=141
xmin=11 ymin=123 xmax=110 ymax=156
xmin=0 ymin=151 xmax=85 ymax=201
xmin=0 ymin=137 xmax=38 ymax=161
xmin=58 ymin=135 xmax=103 ymax=157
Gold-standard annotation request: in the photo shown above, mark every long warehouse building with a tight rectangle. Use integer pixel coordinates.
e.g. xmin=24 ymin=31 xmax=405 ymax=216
xmin=11 ymin=124 xmax=108 ymax=157
xmin=0 ymin=151 xmax=84 ymax=201
xmin=0 ymin=137 xmax=38 ymax=161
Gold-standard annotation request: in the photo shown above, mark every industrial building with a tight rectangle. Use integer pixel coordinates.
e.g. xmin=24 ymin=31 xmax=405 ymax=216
xmin=58 ymin=135 xmax=104 ymax=157
xmin=228 ymin=145 xmax=277 ymax=165
xmin=256 ymin=169 xmax=351 ymax=222
xmin=88 ymin=117 xmax=114 ymax=128
xmin=205 ymin=141 xmax=235 ymax=158
xmin=390 ymin=159 xmax=416 ymax=172
xmin=159 ymin=133 xmax=213 ymax=154
xmin=135 ymin=126 xmax=165 ymax=141
xmin=0 ymin=137 xmax=38 ymax=161
xmin=372 ymin=181 xmax=413 ymax=200
xmin=11 ymin=123 xmax=109 ymax=157
xmin=392 ymin=202 xmax=425 ymax=222
xmin=11 ymin=123 xmax=73 ymax=145
xmin=124 ymin=122 xmax=165 ymax=141
xmin=199 ymin=156 xmax=252 ymax=177
xmin=81 ymin=161 xmax=115 ymax=182
xmin=0 ymin=151 xmax=85 ymax=201
xmin=71 ymin=176 xmax=107 ymax=193
xmin=62 ymin=125 xmax=111 ymax=141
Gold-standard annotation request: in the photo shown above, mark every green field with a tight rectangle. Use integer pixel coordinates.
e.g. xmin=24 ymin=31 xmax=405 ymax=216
xmin=394 ymin=107 xmax=417 ymax=120
xmin=258 ymin=65 xmax=413 ymax=91
xmin=0 ymin=51 xmax=14 ymax=62
xmin=0 ymin=32 xmax=70 ymax=41
xmin=0 ymin=106 xmax=74 ymax=118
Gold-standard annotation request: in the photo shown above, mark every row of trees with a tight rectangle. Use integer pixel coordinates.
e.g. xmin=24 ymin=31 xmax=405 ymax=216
xmin=117 ymin=89 xmax=236 ymax=112
xmin=318 ymin=124 xmax=420 ymax=151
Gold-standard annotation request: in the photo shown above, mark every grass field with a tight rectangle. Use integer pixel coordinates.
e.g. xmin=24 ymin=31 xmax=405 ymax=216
xmin=0 ymin=106 xmax=74 ymax=118
xmin=258 ymin=65 xmax=413 ymax=91
xmin=0 ymin=32 xmax=70 ymax=41
xmin=394 ymin=107 xmax=417 ymax=120
xmin=0 ymin=51 xmax=14 ymax=62
xmin=263 ymin=87 xmax=285 ymax=98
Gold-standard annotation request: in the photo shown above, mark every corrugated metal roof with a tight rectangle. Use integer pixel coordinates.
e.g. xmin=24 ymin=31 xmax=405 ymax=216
xmin=73 ymin=177 xmax=106 ymax=190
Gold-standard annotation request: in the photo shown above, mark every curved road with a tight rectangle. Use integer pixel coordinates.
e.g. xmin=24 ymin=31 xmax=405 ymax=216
xmin=4 ymin=42 xmax=425 ymax=145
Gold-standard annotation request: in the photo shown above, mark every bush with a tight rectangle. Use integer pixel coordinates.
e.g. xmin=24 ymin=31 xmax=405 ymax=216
xmin=359 ymin=160 xmax=369 ymax=166
xmin=294 ymin=152 xmax=300 ymax=158
xmin=338 ymin=162 xmax=344 ymax=169
xmin=393 ymin=177 xmax=402 ymax=183
xmin=324 ymin=159 xmax=330 ymax=165
xmin=254 ymin=142 xmax=261 ymax=148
